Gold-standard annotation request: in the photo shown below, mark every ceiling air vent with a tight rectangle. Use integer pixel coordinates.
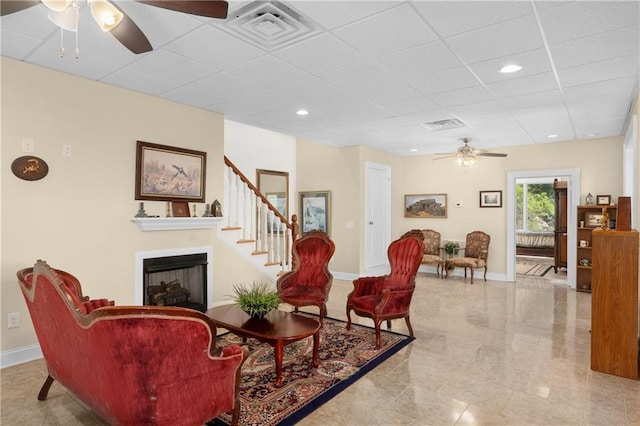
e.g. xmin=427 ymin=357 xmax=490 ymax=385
xmin=224 ymin=1 xmax=321 ymax=50
xmin=420 ymin=118 xmax=466 ymax=132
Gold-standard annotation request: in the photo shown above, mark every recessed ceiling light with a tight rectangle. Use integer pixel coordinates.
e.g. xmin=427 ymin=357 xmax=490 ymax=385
xmin=586 ymin=133 xmax=599 ymax=137
xmin=500 ymin=64 xmax=523 ymax=73
xmin=296 ymin=109 xmax=309 ymax=116
xmin=547 ymin=134 xmax=558 ymax=138
xmin=410 ymin=148 xmax=418 ymax=152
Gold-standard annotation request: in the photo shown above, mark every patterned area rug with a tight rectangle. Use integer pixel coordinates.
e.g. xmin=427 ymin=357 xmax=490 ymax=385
xmin=516 ymin=263 xmax=554 ymax=276
xmin=209 ymin=314 xmax=414 ymax=426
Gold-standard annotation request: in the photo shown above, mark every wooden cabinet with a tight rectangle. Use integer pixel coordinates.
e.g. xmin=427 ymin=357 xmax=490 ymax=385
xmin=576 ymin=205 xmax=617 ymax=292
xmin=553 ymin=180 xmax=567 ymax=272
xmin=591 ymin=229 xmax=639 ymax=379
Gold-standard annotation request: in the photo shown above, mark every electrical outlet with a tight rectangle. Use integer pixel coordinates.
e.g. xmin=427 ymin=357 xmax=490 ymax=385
xmin=8 ymin=312 xmax=20 ymax=328
xmin=63 ymin=144 xmax=72 ymax=157
xmin=22 ymin=138 xmax=34 ymax=153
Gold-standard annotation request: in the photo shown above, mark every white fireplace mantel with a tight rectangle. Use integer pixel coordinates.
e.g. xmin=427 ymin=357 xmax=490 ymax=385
xmin=131 ymin=217 xmax=223 ymax=231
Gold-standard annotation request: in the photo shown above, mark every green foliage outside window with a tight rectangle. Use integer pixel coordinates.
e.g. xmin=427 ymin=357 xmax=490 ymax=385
xmin=516 ymin=183 xmax=555 ymax=231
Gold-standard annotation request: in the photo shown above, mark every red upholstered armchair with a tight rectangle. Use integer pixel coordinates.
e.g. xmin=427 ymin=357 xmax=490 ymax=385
xmin=346 ymin=235 xmax=425 ymax=348
xmin=17 ymin=260 xmax=247 ymax=426
xmin=277 ymin=230 xmax=335 ymax=325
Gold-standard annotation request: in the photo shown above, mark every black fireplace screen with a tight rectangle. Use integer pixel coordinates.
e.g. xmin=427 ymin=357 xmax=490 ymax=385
xmin=143 ymin=253 xmax=207 ymax=312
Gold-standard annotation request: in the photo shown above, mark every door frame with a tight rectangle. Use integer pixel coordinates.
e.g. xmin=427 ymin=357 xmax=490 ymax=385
xmin=507 ymin=168 xmax=580 ymax=288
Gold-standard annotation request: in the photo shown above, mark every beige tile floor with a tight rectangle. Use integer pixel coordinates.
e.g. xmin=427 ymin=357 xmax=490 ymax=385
xmin=3 ymin=271 xmax=640 ymax=425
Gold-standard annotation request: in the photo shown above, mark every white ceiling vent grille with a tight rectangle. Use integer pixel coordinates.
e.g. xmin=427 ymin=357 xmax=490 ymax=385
xmin=420 ymin=118 xmax=467 ymax=132
xmin=224 ymin=1 xmax=321 ymax=50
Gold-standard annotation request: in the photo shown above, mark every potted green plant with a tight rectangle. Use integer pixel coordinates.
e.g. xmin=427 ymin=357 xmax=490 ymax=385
xmin=444 ymin=241 xmax=460 ymax=271
xmin=232 ymin=281 xmax=281 ymax=319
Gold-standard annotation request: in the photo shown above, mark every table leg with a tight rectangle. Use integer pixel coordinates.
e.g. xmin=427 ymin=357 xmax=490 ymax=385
xmin=274 ymin=340 xmax=284 ymax=388
xmin=312 ymin=331 xmax=320 ymax=367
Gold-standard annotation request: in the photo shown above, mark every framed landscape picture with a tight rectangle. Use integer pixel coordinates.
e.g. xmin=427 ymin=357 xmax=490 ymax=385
xmin=135 ymin=140 xmax=206 ymax=202
xmin=299 ymin=191 xmax=331 ymax=235
xmin=404 ymin=194 xmax=447 ymax=218
xmin=479 ymin=190 xmax=502 ymax=208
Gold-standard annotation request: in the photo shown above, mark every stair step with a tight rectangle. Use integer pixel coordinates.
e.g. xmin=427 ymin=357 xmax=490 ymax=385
xmin=237 ymin=239 xmax=256 ymax=244
xmin=221 ymin=227 xmax=241 ymax=231
xmin=252 ymin=250 xmax=268 ymax=256
xmin=265 ymin=261 xmax=281 ymax=267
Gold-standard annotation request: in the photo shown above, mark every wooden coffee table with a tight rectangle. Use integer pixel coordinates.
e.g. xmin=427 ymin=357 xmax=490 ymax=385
xmin=206 ymin=304 xmax=320 ymax=387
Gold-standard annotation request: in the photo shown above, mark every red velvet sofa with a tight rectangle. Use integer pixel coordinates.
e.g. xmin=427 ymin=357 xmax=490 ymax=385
xmin=17 ymin=260 xmax=247 ymax=426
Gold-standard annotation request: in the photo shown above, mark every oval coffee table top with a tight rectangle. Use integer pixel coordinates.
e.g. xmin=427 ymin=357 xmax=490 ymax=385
xmin=206 ymin=304 xmax=320 ymax=341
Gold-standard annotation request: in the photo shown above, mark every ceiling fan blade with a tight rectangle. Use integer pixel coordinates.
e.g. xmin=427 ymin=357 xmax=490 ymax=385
xmin=477 ymin=152 xmax=508 ymax=157
xmin=137 ymin=1 xmax=228 ymax=19
xmin=432 ymin=155 xmax=456 ymax=160
xmin=1 ymin=1 xmax=40 ymax=16
xmin=109 ymin=4 xmax=152 ymax=54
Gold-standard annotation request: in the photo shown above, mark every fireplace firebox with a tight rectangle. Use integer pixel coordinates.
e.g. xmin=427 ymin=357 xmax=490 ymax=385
xmin=143 ymin=253 xmax=207 ymax=312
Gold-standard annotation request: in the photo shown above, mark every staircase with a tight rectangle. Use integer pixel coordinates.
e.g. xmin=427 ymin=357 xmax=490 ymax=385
xmin=217 ymin=157 xmax=298 ymax=282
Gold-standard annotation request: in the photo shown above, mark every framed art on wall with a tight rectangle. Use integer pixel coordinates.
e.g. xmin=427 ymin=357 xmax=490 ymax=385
xmin=479 ymin=190 xmax=502 ymax=208
xmin=404 ymin=194 xmax=447 ymax=218
xmin=299 ymin=191 xmax=331 ymax=234
xmin=135 ymin=140 xmax=206 ymax=202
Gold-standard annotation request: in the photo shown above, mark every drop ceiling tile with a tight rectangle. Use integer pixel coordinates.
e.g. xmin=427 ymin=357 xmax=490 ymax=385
xmin=509 ymin=103 xmax=575 ymax=141
xmin=409 ymin=66 xmax=480 ymax=95
xmin=101 ymin=67 xmax=181 ymax=96
xmin=486 ymin=72 xmax=558 ymax=99
xmin=498 ymin=90 xmax=564 ymax=110
xmin=161 ymin=84 xmax=230 ymax=109
xmin=115 ymin=2 xmax=206 ymax=47
xmin=310 ymin=92 xmax=386 ymax=114
xmin=467 ymin=49 xmax=553 ymax=84
xmin=563 ymin=76 xmax=637 ymax=102
xmin=573 ymin=117 xmax=626 ymax=139
xmin=567 ymin=97 xmax=631 ymax=122
xmin=320 ymin=61 xmax=420 ymax=104
xmin=274 ymin=77 xmax=345 ymax=102
xmin=429 ymin=85 xmax=495 ymax=108
xmin=165 ymin=25 xmax=266 ymax=70
xmin=381 ymin=96 xmax=440 ymax=116
xmin=1 ymin=29 xmax=43 ymax=60
xmin=333 ymin=4 xmax=437 ymax=57
xmin=445 ymin=15 xmax=544 ymax=64
xmin=550 ymin=26 xmax=640 ymax=70
xmin=226 ymin=55 xmax=309 ymax=87
xmin=0 ymin=4 xmax=56 ymax=39
xmin=287 ymin=1 xmax=398 ymax=31
xmin=538 ymin=1 xmax=640 ymax=45
xmin=558 ymin=54 xmax=639 ymax=88
xmin=244 ymin=104 xmax=331 ymax=127
xmin=185 ymin=71 xmax=263 ymax=101
xmin=447 ymin=99 xmax=507 ymax=119
xmin=130 ymin=49 xmax=216 ymax=83
xmin=379 ymin=40 xmax=462 ymax=77
xmin=272 ymin=33 xmax=365 ymax=75
xmin=414 ymin=1 xmax=533 ymax=38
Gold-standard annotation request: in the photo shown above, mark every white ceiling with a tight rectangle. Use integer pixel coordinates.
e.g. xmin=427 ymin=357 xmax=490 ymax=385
xmin=2 ymin=0 xmax=639 ymax=156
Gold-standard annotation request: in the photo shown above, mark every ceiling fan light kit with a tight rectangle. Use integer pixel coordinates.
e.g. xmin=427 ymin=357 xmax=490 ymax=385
xmin=434 ymin=137 xmax=507 ymax=167
xmin=2 ymin=0 xmax=229 ymax=56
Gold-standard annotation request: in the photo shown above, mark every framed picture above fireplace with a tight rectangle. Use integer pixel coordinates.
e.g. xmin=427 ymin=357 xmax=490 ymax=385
xmin=135 ymin=140 xmax=206 ymax=202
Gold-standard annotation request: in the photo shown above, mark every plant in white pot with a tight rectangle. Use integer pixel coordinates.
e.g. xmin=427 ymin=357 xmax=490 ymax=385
xmin=232 ymin=281 xmax=281 ymax=319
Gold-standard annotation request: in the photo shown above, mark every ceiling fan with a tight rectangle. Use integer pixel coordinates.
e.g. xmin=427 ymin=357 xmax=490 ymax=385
xmin=433 ymin=137 xmax=508 ymax=167
xmin=0 ymin=0 xmax=229 ymax=54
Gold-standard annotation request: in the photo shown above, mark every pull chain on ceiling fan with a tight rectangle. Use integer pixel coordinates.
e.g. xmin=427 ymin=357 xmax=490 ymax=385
xmin=433 ymin=137 xmax=508 ymax=167
xmin=0 ymin=0 xmax=229 ymax=55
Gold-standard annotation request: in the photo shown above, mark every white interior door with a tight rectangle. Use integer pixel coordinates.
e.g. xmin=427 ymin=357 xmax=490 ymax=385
xmin=365 ymin=162 xmax=390 ymax=273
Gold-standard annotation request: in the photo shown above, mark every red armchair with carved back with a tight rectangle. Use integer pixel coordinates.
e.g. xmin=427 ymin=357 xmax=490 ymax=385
xmin=17 ymin=260 xmax=247 ymax=426
xmin=346 ymin=234 xmax=425 ymax=348
xmin=276 ymin=230 xmax=335 ymax=325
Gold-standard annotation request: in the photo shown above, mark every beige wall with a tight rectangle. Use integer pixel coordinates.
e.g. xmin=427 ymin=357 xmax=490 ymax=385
xmin=298 ymin=135 xmax=624 ymax=276
xmin=1 ymin=58 xmax=260 ymax=354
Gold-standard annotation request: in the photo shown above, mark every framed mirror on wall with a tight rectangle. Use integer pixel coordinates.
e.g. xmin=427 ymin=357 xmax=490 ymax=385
xmin=256 ymin=169 xmax=289 ymax=219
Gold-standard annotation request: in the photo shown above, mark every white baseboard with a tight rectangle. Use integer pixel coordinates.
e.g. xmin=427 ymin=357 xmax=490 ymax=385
xmin=1 ymin=344 xmax=42 ymax=369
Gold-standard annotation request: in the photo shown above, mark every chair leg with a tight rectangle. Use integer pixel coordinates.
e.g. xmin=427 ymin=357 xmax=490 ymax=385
xmin=345 ymin=307 xmax=352 ymax=331
xmin=386 ymin=319 xmax=392 ymax=330
xmin=483 ymin=267 xmax=487 ymax=282
xmin=374 ymin=320 xmax=382 ymax=349
xmin=230 ymin=398 xmax=241 ymax=426
xmin=38 ymin=375 xmax=55 ymax=401
xmin=470 ymin=267 xmax=475 ymax=284
xmin=404 ymin=315 xmax=414 ymax=337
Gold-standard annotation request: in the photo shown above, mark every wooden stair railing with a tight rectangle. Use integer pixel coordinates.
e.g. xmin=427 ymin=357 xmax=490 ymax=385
xmin=223 ymin=156 xmax=299 ymax=273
